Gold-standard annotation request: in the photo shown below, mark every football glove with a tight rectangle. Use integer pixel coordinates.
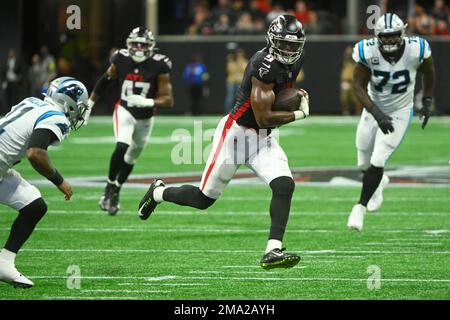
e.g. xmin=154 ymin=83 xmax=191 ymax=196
xmin=294 ymin=89 xmax=309 ymax=120
xmin=370 ymin=105 xmax=394 ymax=134
xmin=126 ymin=95 xmax=155 ymax=108
xmin=83 ymin=98 xmax=95 ymax=126
xmin=419 ymin=96 xmax=432 ymax=130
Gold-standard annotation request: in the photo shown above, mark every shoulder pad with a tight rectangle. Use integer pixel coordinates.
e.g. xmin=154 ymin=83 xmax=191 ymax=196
xmin=251 ymin=52 xmax=278 ymax=84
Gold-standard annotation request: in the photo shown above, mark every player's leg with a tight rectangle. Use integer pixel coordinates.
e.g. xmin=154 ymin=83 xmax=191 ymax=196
xmin=246 ymin=133 xmax=300 ymax=269
xmin=117 ymin=118 xmax=154 ymax=185
xmin=347 ymin=109 xmax=379 ymax=231
xmin=100 ymin=105 xmax=134 ymax=214
xmin=138 ymin=115 xmax=239 ymax=219
xmin=365 ymin=108 xmax=412 ymax=210
xmin=0 ymin=170 xmax=44 ymax=288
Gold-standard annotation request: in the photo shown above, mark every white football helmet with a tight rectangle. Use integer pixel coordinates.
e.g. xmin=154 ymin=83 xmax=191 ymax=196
xmin=44 ymin=77 xmax=89 ymax=131
xmin=374 ymin=13 xmax=408 ymax=53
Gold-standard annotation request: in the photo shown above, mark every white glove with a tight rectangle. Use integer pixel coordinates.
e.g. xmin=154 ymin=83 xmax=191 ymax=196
xmin=83 ymin=98 xmax=95 ymax=126
xmin=293 ymin=89 xmax=310 ymax=120
xmin=126 ymin=95 xmax=154 ymax=108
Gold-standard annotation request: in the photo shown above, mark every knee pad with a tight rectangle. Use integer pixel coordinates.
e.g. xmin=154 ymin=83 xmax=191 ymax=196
xmin=124 ymin=145 xmax=144 ymax=165
xmin=194 ymin=188 xmax=216 ymax=210
xmin=270 ymin=176 xmax=295 ymax=196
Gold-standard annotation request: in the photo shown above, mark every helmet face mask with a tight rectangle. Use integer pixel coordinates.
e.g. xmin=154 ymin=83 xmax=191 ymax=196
xmin=126 ymin=27 xmax=155 ymax=63
xmin=267 ymin=15 xmax=305 ymax=65
xmin=44 ymin=77 xmax=89 ymax=131
xmin=375 ymin=13 xmax=407 ymax=54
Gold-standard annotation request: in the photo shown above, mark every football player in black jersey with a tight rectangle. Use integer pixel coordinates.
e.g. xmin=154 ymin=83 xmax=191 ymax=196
xmin=86 ymin=27 xmax=174 ymax=215
xmin=139 ymin=15 xmax=309 ymax=269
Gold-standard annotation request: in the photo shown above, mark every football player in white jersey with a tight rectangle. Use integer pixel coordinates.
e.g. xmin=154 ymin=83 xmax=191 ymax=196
xmin=0 ymin=77 xmax=89 ymax=288
xmin=347 ymin=13 xmax=435 ymax=231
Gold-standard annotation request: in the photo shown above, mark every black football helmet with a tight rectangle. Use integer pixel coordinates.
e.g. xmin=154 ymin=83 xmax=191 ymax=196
xmin=266 ymin=15 xmax=305 ymax=64
xmin=126 ymin=26 xmax=156 ymax=63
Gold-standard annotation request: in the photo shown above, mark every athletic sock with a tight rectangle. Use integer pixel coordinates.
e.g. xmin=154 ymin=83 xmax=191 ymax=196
xmin=153 ymin=186 xmax=166 ymax=203
xmin=359 ymin=165 xmax=384 ymax=206
xmin=0 ymin=248 xmax=16 ymax=264
xmin=265 ymin=239 xmax=282 ymax=254
xmin=108 ymin=143 xmax=129 ymax=181
xmin=117 ymin=162 xmax=134 ymax=185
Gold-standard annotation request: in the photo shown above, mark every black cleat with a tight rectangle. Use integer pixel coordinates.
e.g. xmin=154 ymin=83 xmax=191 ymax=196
xmin=99 ymin=181 xmax=115 ymax=212
xmin=260 ymin=248 xmax=301 ymax=270
xmin=138 ymin=179 xmax=164 ymax=220
xmin=108 ymin=184 xmax=120 ymax=216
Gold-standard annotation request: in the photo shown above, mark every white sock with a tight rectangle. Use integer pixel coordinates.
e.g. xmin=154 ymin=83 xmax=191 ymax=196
xmin=0 ymin=248 xmax=16 ymax=264
xmin=153 ymin=186 xmax=166 ymax=203
xmin=265 ymin=239 xmax=282 ymax=254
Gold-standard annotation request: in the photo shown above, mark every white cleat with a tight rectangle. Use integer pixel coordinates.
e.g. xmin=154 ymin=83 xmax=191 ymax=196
xmin=347 ymin=204 xmax=367 ymax=232
xmin=0 ymin=259 xmax=34 ymax=288
xmin=367 ymin=175 xmax=390 ymax=212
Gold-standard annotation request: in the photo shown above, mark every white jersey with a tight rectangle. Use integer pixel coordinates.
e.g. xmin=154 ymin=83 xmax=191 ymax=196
xmin=352 ymin=36 xmax=431 ymax=113
xmin=0 ymin=97 xmax=70 ymax=176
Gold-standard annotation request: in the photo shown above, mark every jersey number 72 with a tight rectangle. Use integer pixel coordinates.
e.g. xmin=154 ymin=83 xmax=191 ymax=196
xmin=373 ymin=69 xmax=410 ymax=94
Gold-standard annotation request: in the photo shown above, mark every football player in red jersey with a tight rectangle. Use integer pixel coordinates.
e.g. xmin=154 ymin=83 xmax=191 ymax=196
xmin=87 ymin=27 xmax=174 ymax=215
xmin=139 ymin=15 xmax=310 ymax=269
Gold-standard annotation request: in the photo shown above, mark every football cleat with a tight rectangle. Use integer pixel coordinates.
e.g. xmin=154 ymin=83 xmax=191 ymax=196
xmin=0 ymin=260 xmax=34 ymax=289
xmin=260 ymin=248 xmax=301 ymax=270
xmin=107 ymin=184 xmax=120 ymax=216
xmin=138 ymin=179 xmax=164 ymax=220
xmin=99 ymin=181 xmax=114 ymax=211
xmin=347 ymin=204 xmax=366 ymax=232
xmin=367 ymin=175 xmax=390 ymax=212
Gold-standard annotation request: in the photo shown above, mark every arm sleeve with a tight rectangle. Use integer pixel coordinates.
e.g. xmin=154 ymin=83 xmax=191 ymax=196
xmin=28 ymin=129 xmax=59 ymax=150
xmin=419 ymin=38 xmax=432 ymax=61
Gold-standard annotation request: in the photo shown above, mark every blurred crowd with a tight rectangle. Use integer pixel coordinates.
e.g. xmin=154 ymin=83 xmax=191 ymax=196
xmin=408 ymin=0 xmax=450 ymax=35
xmin=186 ymin=0 xmax=339 ymax=35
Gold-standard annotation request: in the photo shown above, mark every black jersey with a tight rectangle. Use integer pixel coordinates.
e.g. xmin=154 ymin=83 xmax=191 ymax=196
xmin=229 ymin=47 xmax=304 ymax=130
xmin=111 ymin=49 xmax=172 ymax=119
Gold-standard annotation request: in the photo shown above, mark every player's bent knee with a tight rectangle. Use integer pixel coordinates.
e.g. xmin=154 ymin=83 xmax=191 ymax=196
xmin=124 ymin=146 xmax=144 ymax=165
xmin=270 ymin=176 xmax=295 ymax=196
xmin=114 ymin=142 xmax=130 ymax=158
xmin=20 ymin=198 xmax=48 ymax=219
xmin=195 ymin=188 xmax=216 ymax=210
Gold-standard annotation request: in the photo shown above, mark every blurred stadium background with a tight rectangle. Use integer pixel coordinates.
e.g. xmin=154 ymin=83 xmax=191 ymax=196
xmin=0 ymin=0 xmax=449 ymax=300
xmin=1 ymin=0 xmax=450 ymax=116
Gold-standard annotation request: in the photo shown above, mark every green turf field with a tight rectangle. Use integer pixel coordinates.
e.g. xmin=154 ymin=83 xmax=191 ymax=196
xmin=0 ymin=115 xmax=449 ymax=300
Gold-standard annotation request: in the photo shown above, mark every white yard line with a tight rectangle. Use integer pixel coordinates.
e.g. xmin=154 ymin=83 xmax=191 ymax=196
xmin=22 ymin=248 xmax=450 ymax=255
xmin=117 ymin=283 xmax=210 ymax=286
xmin=44 ymin=296 xmax=139 ymax=300
xmin=81 ymin=289 xmax=171 ymax=293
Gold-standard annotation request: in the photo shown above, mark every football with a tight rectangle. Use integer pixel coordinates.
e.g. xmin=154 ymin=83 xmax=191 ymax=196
xmin=272 ymin=88 xmax=303 ymax=112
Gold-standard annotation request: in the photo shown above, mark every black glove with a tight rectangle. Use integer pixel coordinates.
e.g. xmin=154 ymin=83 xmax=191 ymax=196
xmin=419 ymin=97 xmax=432 ymax=130
xmin=370 ymin=105 xmax=394 ymax=134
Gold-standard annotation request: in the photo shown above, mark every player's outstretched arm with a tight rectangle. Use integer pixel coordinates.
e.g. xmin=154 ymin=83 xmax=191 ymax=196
xmin=154 ymin=73 xmax=174 ymax=108
xmin=84 ymin=64 xmax=118 ymax=125
xmin=26 ymin=129 xmax=73 ymax=200
xmin=418 ymin=56 xmax=435 ymax=129
xmin=251 ymin=77 xmax=299 ymax=128
xmin=353 ymin=62 xmax=394 ymax=134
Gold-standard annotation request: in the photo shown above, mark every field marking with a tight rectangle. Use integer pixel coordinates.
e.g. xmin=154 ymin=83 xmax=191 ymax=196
xmin=30 ymin=275 xmax=177 ymax=280
xmin=117 ymin=283 xmax=210 ymax=286
xmin=81 ymin=289 xmax=171 ymax=293
xmin=188 ymin=269 xmax=307 ymax=275
xmin=365 ymin=242 xmax=444 ymax=246
xmin=22 ymin=248 xmax=450 ymax=255
xmin=182 ymin=276 xmax=450 ymax=283
xmin=19 ymin=209 xmax=450 ymax=217
xmin=44 ymin=296 xmax=139 ymax=300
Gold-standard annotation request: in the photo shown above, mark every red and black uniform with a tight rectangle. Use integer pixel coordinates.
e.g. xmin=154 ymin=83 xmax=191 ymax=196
xmin=230 ymin=47 xmax=304 ymax=130
xmin=111 ymin=49 xmax=172 ymax=119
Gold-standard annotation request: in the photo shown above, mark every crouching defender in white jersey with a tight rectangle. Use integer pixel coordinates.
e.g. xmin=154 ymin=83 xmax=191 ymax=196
xmin=347 ymin=13 xmax=435 ymax=231
xmin=0 ymin=77 xmax=89 ymax=287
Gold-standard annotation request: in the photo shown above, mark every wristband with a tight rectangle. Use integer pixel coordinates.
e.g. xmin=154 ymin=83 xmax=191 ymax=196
xmin=49 ymin=169 xmax=64 ymax=186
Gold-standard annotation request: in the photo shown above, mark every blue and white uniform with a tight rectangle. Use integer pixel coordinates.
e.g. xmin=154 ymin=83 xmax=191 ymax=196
xmin=0 ymin=97 xmax=70 ymax=210
xmin=352 ymin=36 xmax=431 ymax=168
